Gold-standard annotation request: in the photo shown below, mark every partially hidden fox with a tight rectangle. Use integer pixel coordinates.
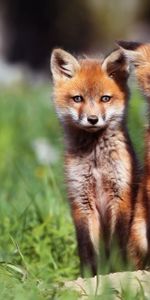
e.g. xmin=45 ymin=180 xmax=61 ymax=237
xmin=50 ymin=48 xmax=139 ymax=275
xmin=118 ymin=41 xmax=150 ymax=269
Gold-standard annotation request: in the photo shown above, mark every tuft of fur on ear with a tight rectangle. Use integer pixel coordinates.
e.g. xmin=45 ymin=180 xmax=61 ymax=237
xmin=102 ymin=49 xmax=129 ymax=79
xmin=116 ymin=41 xmax=146 ymax=67
xmin=50 ymin=48 xmax=80 ymax=81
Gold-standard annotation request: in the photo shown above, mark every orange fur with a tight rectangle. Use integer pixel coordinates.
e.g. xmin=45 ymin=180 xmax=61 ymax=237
xmin=50 ymin=48 xmax=139 ymax=275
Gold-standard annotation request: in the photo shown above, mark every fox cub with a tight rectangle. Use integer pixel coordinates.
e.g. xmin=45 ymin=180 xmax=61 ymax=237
xmin=50 ymin=48 xmax=139 ymax=275
xmin=118 ymin=41 xmax=150 ymax=269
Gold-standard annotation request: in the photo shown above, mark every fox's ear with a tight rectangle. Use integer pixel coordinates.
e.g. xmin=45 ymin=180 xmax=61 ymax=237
xmin=116 ymin=41 xmax=144 ymax=67
xmin=50 ymin=48 xmax=80 ymax=81
xmin=102 ymin=49 xmax=129 ymax=79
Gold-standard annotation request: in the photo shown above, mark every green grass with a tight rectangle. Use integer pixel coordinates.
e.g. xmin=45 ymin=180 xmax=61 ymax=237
xmin=0 ymin=84 xmax=147 ymax=299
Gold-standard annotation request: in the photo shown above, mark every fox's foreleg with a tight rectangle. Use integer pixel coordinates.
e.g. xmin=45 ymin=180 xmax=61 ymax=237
xmin=71 ymin=201 xmax=100 ymax=276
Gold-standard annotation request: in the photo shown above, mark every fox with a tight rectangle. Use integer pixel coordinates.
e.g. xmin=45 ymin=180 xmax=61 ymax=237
xmin=50 ymin=48 xmax=139 ymax=275
xmin=117 ymin=41 xmax=150 ymax=269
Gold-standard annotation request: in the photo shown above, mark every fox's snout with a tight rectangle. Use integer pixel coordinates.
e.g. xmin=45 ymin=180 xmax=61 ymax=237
xmin=70 ymin=108 xmax=106 ymax=131
xmin=87 ymin=115 xmax=99 ymax=125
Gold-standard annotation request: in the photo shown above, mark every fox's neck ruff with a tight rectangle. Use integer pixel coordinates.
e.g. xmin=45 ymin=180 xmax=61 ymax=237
xmin=63 ymin=121 xmax=127 ymax=154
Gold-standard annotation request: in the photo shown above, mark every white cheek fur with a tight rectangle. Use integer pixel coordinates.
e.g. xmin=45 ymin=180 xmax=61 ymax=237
xmin=55 ymin=107 xmax=69 ymax=121
xmin=55 ymin=106 xmax=79 ymax=123
xmin=106 ymin=105 xmax=124 ymax=120
xmin=68 ymin=107 xmax=79 ymax=121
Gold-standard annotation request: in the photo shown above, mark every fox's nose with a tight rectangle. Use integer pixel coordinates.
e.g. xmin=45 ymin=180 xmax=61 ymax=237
xmin=87 ymin=115 xmax=98 ymax=125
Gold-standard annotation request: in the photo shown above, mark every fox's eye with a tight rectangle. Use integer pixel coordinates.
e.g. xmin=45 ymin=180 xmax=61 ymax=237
xmin=101 ymin=95 xmax=111 ymax=103
xmin=72 ymin=95 xmax=83 ymax=103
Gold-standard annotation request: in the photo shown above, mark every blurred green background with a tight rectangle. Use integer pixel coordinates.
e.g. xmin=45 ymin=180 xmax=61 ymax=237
xmin=0 ymin=0 xmax=149 ymax=299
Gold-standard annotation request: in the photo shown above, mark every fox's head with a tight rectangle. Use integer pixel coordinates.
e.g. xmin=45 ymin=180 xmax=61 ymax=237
xmin=117 ymin=41 xmax=150 ymax=97
xmin=50 ymin=48 xmax=129 ymax=132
